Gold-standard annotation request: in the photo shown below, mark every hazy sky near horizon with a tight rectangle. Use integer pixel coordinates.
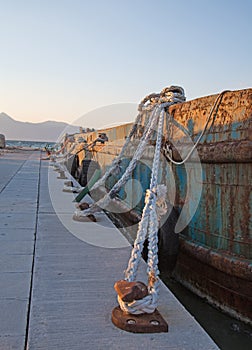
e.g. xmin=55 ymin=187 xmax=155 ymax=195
xmin=0 ymin=0 xmax=251 ymax=128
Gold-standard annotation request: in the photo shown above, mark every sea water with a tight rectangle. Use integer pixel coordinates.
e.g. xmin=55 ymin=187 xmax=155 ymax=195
xmin=6 ymin=140 xmax=55 ymax=149
xmin=163 ymin=277 xmax=252 ymax=350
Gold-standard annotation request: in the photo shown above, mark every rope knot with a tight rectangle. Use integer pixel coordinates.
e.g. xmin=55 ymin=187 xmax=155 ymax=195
xmin=160 ymin=85 xmax=186 ymax=105
xmin=138 ymin=93 xmax=160 ymax=112
xmin=138 ymin=86 xmax=185 ymax=112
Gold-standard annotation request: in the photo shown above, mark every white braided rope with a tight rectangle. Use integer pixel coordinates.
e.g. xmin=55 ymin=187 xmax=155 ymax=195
xmin=53 ymin=141 xmax=77 ymax=161
xmin=62 ymin=185 xmax=83 ymax=193
xmin=146 ymin=108 xmax=165 ymax=307
xmin=74 ymin=208 xmax=99 ymax=219
xmin=109 ymin=107 xmax=160 ymax=199
xmin=120 ymin=109 xmax=165 ymax=314
xmin=76 ymin=106 xmax=160 ymax=217
xmin=118 ymin=294 xmax=156 ymax=315
xmin=90 ymin=112 xmax=143 ymax=192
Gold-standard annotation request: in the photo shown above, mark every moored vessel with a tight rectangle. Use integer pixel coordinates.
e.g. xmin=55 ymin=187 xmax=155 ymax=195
xmin=61 ymin=88 xmax=252 ymax=325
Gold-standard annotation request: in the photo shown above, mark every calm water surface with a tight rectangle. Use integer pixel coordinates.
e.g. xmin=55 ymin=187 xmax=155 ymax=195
xmin=163 ymin=277 xmax=252 ymax=350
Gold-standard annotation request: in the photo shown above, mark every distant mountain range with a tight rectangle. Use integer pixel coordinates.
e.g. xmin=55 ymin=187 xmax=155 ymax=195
xmin=0 ymin=113 xmax=80 ymax=142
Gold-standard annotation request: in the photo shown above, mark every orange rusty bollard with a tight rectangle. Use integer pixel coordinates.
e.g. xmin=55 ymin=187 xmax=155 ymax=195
xmin=111 ymin=280 xmax=168 ymax=333
xmin=57 ymin=170 xmax=67 ymax=179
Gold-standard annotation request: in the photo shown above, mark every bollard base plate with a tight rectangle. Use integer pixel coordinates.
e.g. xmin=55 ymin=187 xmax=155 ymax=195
xmin=111 ymin=306 xmax=168 ymax=333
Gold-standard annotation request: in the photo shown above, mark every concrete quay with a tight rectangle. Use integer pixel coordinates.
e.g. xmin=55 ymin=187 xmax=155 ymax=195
xmin=0 ymin=150 xmax=219 ymax=349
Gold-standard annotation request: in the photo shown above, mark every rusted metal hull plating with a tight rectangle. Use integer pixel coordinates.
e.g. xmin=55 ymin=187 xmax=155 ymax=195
xmin=66 ymin=88 xmax=252 ymax=325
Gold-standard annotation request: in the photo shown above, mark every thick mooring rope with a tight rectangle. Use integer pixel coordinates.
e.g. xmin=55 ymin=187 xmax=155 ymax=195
xmin=74 ymin=105 xmax=160 ymax=217
xmin=75 ymin=86 xmax=185 ymax=219
xmin=75 ymin=91 xmax=161 ymax=200
xmin=118 ymin=108 xmax=165 ymax=314
xmin=89 ymin=112 xmax=143 ymax=193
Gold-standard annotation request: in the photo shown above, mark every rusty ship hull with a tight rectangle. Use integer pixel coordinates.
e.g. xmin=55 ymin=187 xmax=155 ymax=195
xmin=67 ymin=88 xmax=252 ymax=325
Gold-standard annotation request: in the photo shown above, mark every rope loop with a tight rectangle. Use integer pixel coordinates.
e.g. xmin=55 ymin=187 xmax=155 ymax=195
xmin=138 ymin=93 xmax=160 ymax=112
xmin=117 ymin=293 xmax=157 ymax=315
xmin=160 ymin=85 xmax=186 ymax=104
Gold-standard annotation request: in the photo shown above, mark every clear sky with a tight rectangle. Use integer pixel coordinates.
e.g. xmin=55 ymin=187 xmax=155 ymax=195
xmin=0 ymin=0 xmax=251 ymax=128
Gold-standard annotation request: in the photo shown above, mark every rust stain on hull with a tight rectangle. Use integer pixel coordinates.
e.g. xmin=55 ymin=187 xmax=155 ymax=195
xmin=168 ymin=89 xmax=252 ymax=325
xmin=175 ymin=239 xmax=252 ymax=324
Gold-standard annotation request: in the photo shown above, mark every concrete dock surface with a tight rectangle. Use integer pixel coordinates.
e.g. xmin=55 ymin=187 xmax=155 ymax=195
xmin=0 ymin=150 xmax=219 ymax=349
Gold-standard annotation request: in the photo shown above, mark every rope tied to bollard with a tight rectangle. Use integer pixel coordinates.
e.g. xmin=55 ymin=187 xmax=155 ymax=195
xmin=110 ymin=87 xmax=186 ymax=333
xmin=115 ymin=106 xmax=166 ymax=315
xmin=111 ymin=101 xmax=177 ymax=333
